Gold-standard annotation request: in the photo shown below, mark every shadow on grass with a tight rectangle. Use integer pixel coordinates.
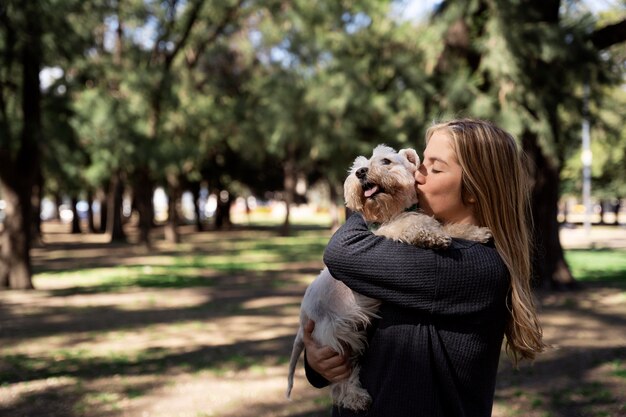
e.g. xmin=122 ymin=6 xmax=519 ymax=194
xmin=496 ymin=345 xmax=626 ymax=417
xmin=0 ymin=380 xmax=84 ymax=417
xmin=0 ymin=372 xmax=163 ymax=417
xmin=1 ymin=268 xmax=313 ymax=343
xmin=0 ymin=334 xmax=329 ymax=417
xmin=5 ymin=227 xmax=623 ymax=417
xmin=497 ymin=272 xmax=626 ymax=417
xmin=33 ymin=230 xmax=329 ymax=281
xmin=538 ymin=289 xmax=626 ymax=330
xmin=0 ymin=333 xmax=296 ymax=384
xmin=3 ymin=342 xmax=623 ymax=417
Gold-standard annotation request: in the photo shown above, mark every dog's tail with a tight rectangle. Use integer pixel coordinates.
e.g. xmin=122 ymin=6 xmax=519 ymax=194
xmin=286 ymin=327 xmax=305 ymax=399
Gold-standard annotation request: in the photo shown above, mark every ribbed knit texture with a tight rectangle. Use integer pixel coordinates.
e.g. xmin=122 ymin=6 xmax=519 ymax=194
xmin=306 ymin=213 xmax=510 ymax=417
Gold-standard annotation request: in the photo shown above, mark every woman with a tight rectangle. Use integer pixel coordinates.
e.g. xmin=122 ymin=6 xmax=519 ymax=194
xmin=303 ymin=119 xmax=545 ymax=417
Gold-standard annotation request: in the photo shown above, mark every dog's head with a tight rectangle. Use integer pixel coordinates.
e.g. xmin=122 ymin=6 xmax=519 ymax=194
xmin=344 ymin=145 xmax=420 ymax=223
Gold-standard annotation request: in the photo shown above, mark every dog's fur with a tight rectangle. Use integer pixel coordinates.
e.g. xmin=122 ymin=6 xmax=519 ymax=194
xmin=286 ymin=145 xmax=491 ymax=411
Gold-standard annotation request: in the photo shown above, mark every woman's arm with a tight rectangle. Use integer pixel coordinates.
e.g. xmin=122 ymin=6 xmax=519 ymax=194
xmin=323 ymin=213 xmax=439 ymax=312
xmin=323 ymin=213 xmax=510 ymax=318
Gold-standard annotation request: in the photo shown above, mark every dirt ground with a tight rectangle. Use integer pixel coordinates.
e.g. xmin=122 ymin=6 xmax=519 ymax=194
xmin=0 ymin=223 xmax=624 ymax=417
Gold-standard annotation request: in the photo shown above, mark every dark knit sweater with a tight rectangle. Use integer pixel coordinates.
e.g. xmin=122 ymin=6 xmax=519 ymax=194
xmin=305 ymin=213 xmax=510 ymax=417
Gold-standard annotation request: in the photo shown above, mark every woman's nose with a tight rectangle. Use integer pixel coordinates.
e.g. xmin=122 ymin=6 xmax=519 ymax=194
xmin=415 ymin=166 xmax=426 ymax=184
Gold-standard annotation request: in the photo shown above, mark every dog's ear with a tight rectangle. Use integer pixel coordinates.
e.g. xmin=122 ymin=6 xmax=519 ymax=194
xmin=349 ymin=156 xmax=369 ymax=174
xmin=399 ymin=148 xmax=420 ymax=168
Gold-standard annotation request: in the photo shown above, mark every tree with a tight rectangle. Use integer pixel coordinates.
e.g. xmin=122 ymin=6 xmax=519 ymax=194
xmin=245 ymin=0 xmax=433 ymax=233
xmin=561 ymin=9 xmax=626 ymax=221
xmin=427 ymin=0 xmax=626 ymax=288
xmin=0 ymin=1 xmax=44 ymax=289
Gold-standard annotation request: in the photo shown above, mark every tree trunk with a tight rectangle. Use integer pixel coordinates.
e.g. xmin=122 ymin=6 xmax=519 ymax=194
xmin=190 ymin=181 xmax=203 ymax=231
xmin=98 ymin=186 xmax=108 ymax=233
xmin=31 ymin=169 xmax=42 ymax=245
xmin=53 ymin=193 xmax=62 ymax=220
xmin=522 ymin=130 xmax=576 ymax=289
xmin=598 ymin=199 xmax=606 ymax=225
xmin=214 ymin=191 xmax=232 ymax=230
xmin=0 ymin=2 xmax=42 ymax=290
xmin=164 ymin=174 xmax=181 ymax=243
xmin=86 ymin=191 xmax=96 ymax=233
xmin=107 ymin=171 xmax=126 ymax=242
xmin=281 ymin=148 xmax=296 ymax=236
xmin=133 ymin=167 xmax=155 ymax=246
xmin=70 ymin=196 xmax=81 ymax=234
xmin=0 ymin=182 xmax=34 ymax=289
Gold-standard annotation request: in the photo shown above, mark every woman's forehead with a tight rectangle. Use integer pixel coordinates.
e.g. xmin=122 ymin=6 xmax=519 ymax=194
xmin=423 ymin=131 xmax=455 ymax=161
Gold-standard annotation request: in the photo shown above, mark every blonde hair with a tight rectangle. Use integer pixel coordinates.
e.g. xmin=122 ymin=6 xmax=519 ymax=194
xmin=426 ymin=118 xmax=545 ymax=364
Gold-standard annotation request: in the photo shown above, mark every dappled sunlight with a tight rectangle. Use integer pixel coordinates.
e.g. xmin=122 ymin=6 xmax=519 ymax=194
xmin=493 ymin=286 xmax=626 ymax=417
xmin=0 ymin=376 xmax=78 ymax=411
xmin=209 ymin=314 xmax=300 ymax=346
xmin=242 ymin=295 xmax=303 ymax=310
xmin=3 ymin=224 xmax=625 ymax=417
xmin=129 ymin=365 xmax=329 ymax=417
xmin=6 ymin=288 xmax=213 ymax=310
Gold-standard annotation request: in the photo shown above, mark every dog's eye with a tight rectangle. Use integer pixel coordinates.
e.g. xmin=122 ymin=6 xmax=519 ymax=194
xmin=381 ymin=158 xmax=392 ymax=165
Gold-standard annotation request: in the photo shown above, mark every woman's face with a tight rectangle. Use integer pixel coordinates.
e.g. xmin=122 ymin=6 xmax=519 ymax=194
xmin=415 ymin=131 xmax=477 ymax=225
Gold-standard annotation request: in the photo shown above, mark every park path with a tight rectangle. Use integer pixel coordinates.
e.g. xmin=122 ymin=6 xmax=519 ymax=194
xmin=559 ymin=225 xmax=626 ymax=249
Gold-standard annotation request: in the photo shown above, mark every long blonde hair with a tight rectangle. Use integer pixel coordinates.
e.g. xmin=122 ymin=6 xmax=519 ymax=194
xmin=426 ymin=118 xmax=545 ymax=364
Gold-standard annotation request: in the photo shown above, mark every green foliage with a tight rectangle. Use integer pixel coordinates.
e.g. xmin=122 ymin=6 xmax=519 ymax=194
xmin=2 ymin=0 xmax=624 ymax=210
xmin=561 ymin=69 xmax=626 ymax=198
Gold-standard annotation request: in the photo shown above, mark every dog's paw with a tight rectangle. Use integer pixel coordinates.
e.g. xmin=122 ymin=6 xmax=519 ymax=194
xmin=339 ymin=387 xmax=372 ymax=411
xmin=331 ymin=365 xmax=372 ymax=411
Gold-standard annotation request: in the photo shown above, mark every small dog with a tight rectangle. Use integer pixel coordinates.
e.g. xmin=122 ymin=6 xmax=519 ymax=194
xmin=286 ymin=145 xmax=491 ymax=411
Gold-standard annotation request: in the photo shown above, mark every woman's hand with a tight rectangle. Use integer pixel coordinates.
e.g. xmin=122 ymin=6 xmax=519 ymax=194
xmin=303 ymin=319 xmax=352 ymax=382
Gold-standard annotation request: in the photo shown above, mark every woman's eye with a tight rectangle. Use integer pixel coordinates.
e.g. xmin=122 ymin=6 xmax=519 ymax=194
xmin=431 ymin=168 xmax=441 ymax=173
xmin=382 ymin=158 xmax=391 ymax=165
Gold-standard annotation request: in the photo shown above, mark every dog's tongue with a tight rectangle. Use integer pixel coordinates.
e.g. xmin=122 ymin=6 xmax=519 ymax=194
xmin=364 ymin=185 xmax=379 ymax=198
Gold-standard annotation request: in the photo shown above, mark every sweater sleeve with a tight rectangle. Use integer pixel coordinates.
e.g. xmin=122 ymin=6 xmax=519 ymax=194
xmin=323 ymin=213 xmax=439 ymax=312
xmin=323 ymin=213 xmax=510 ymax=318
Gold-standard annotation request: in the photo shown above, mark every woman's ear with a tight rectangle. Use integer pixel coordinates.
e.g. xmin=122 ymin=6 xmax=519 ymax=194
xmin=399 ymin=148 xmax=420 ymax=168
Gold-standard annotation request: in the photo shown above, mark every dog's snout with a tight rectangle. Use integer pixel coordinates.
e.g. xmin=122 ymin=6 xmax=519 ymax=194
xmin=356 ymin=167 xmax=368 ymax=179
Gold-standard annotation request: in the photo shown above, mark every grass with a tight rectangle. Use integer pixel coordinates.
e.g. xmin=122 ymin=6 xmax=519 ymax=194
xmin=612 ymin=359 xmax=626 ymax=379
xmin=3 ymin=222 xmax=625 ymax=417
xmin=565 ymin=248 xmax=626 ymax=283
xmin=33 ymin=229 xmax=330 ymax=293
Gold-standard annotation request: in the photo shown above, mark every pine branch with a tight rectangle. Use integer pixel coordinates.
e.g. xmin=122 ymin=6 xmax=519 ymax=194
xmin=186 ymin=0 xmax=247 ymax=69
xmin=163 ymin=0 xmax=205 ymax=71
xmin=590 ymin=19 xmax=626 ymax=50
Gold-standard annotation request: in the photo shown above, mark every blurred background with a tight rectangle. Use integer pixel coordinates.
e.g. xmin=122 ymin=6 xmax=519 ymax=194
xmin=1 ymin=0 xmax=625 ymax=416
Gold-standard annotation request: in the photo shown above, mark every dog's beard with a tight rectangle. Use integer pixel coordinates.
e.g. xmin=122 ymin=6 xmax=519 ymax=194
xmin=361 ymin=192 xmax=411 ymax=223
xmin=344 ymin=168 xmax=417 ymax=223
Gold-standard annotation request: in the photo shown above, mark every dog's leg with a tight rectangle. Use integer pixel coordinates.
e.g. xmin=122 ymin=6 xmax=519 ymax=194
xmin=443 ymin=223 xmax=492 ymax=242
xmin=331 ymin=363 xmax=371 ymax=411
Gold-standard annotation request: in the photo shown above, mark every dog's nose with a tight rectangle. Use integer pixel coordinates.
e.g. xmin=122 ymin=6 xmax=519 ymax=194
xmin=356 ymin=167 xmax=368 ymax=179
